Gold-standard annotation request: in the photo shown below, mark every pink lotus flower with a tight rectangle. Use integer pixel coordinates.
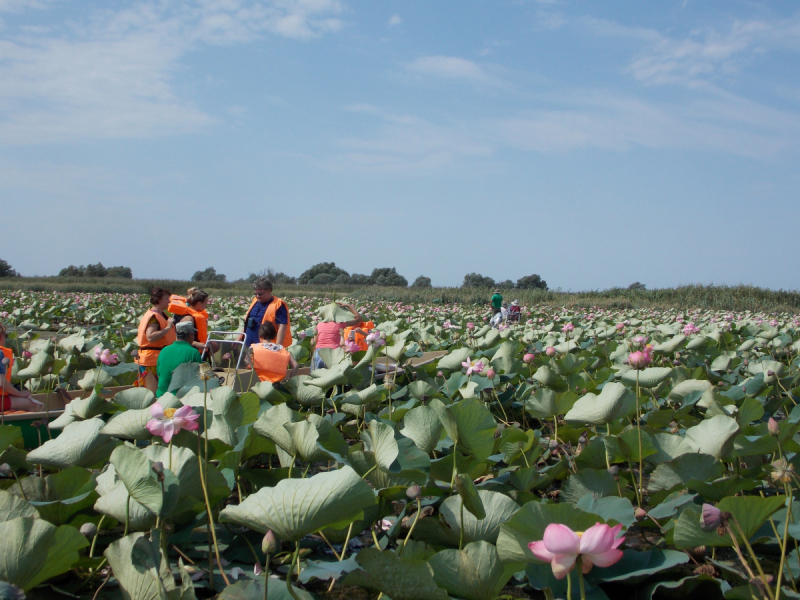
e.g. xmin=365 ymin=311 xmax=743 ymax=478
xmin=461 ymin=358 xmax=485 ymax=376
xmin=561 ymin=323 xmax=574 ymax=333
xmin=528 ymin=523 xmax=624 ymax=580
xmin=94 ymin=346 xmax=119 ymax=366
xmin=630 ymin=335 xmax=648 ymax=347
xmin=545 ymin=347 xmax=556 ymax=357
xmin=366 ymin=330 xmax=384 ymax=346
xmin=344 ymin=339 xmax=360 ymax=353
xmin=628 ymin=346 xmax=653 ymax=370
xmin=615 ymin=323 xmax=625 ymax=331
xmin=21 ymin=350 xmax=32 ymax=359
xmin=682 ymin=323 xmax=700 ymax=335
xmin=298 ymin=331 xmax=307 ymax=339
xmin=466 ymin=322 xmax=475 ymax=331
xmin=146 ymin=403 xmax=200 ymax=443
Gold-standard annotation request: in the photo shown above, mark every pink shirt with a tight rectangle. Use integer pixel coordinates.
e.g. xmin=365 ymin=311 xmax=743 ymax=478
xmin=316 ymin=321 xmax=346 ymax=349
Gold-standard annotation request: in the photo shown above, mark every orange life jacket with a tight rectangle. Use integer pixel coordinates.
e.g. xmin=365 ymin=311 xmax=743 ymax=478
xmin=343 ymin=321 xmax=374 ymax=352
xmin=0 ymin=347 xmax=13 ymax=409
xmin=136 ymin=309 xmax=176 ymax=367
xmin=251 ymin=342 xmax=291 ymax=383
xmin=245 ymin=296 xmax=292 ymax=347
xmin=168 ymin=295 xmax=208 ymax=344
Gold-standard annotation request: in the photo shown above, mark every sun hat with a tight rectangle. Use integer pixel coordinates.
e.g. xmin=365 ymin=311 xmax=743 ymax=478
xmin=512 ymin=300 xmax=519 ymax=306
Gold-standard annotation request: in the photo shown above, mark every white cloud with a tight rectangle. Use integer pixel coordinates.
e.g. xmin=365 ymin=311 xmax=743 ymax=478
xmin=0 ymin=0 xmax=345 ymax=143
xmin=406 ymin=55 xmax=491 ymax=83
xmin=388 ymin=14 xmax=401 ymax=27
xmin=0 ymin=0 xmax=50 ymax=13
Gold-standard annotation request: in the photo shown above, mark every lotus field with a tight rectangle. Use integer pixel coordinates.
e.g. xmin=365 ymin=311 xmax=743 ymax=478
xmin=2 ymin=290 xmax=800 ymax=600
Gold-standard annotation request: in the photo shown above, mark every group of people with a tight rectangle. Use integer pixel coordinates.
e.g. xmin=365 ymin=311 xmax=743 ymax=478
xmin=490 ymin=289 xmax=521 ymax=328
xmin=135 ymin=277 xmax=376 ymax=397
xmin=0 ymin=323 xmax=42 ymax=412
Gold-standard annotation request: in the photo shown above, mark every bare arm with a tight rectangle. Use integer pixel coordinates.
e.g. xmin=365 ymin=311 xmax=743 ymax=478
xmin=339 ymin=302 xmax=362 ymax=327
xmin=285 ymin=355 xmax=299 ymax=381
xmin=145 ymin=318 xmax=175 ymax=343
xmin=276 ymin=323 xmax=288 ymax=346
xmin=1 ymin=378 xmax=30 ymax=399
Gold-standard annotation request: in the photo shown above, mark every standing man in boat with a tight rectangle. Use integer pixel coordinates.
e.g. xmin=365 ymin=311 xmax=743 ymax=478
xmin=135 ymin=287 xmax=176 ymax=393
xmin=240 ymin=278 xmax=292 ymax=352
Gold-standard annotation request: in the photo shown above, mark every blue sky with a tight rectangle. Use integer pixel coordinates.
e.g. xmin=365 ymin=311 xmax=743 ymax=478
xmin=2 ymin=0 xmax=799 ymax=290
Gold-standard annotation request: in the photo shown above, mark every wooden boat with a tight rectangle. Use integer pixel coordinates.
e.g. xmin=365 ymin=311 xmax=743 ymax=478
xmin=9 ymin=350 xmax=448 ymax=448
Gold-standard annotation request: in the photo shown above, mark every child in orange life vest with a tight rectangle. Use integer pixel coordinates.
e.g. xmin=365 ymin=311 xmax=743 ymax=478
xmin=342 ymin=319 xmax=375 ymax=353
xmin=168 ymin=288 xmax=218 ymax=356
xmin=135 ymin=287 xmax=176 ymax=393
xmin=250 ymin=321 xmax=298 ymax=384
xmin=0 ymin=323 xmax=43 ymax=412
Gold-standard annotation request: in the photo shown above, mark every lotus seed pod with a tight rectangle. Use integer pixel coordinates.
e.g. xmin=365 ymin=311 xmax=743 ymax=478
xmin=548 ymin=438 xmax=559 ymax=450
xmin=80 ymin=522 xmax=98 ymax=539
xmin=0 ymin=463 xmax=11 ymax=477
xmin=406 ymin=485 xmax=421 ymax=500
xmin=262 ymin=530 xmax=277 ymax=555
xmin=634 ymin=508 xmax=647 ymax=521
xmin=607 ymin=465 xmax=619 ymax=476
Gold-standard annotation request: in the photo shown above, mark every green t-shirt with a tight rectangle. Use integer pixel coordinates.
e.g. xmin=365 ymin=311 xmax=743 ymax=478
xmin=156 ymin=340 xmax=203 ymax=397
xmin=491 ymin=293 xmax=503 ymax=309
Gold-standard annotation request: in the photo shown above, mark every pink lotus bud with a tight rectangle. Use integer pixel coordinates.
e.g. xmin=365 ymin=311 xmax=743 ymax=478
xmin=701 ymin=503 xmax=723 ymax=532
xmin=561 ymin=323 xmax=574 ymax=333
xmin=768 ymin=417 xmax=780 ymax=436
xmin=485 ymin=368 xmax=496 ymax=379
xmin=262 ymin=530 xmax=277 ymax=554
xmin=222 ymin=353 xmax=232 ymax=361
xmin=545 ymin=347 xmax=556 ymax=357
xmin=467 ymin=322 xmax=475 ymax=331
xmin=634 ymin=508 xmax=647 ymax=521
xmin=523 ymin=353 xmax=535 ymax=364
xmin=21 ymin=350 xmax=32 ymax=359
xmin=437 ymin=371 xmax=444 ymax=378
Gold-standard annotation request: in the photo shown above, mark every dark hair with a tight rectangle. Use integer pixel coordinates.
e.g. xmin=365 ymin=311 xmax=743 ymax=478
xmin=0 ymin=323 xmax=6 ymax=338
xmin=150 ymin=287 xmax=171 ymax=306
xmin=186 ymin=287 xmax=209 ymax=306
xmin=253 ymin=278 xmax=273 ymax=292
xmin=259 ymin=321 xmax=277 ymax=341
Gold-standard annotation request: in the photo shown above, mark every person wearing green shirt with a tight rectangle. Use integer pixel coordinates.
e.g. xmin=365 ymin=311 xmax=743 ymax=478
xmin=491 ymin=290 xmax=503 ymax=316
xmin=156 ymin=321 xmax=203 ymax=397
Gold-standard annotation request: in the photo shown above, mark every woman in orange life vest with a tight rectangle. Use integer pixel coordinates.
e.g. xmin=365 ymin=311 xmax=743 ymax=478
xmin=168 ymin=288 xmax=215 ymax=355
xmin=250 ymin=321 xmax=298 ymax=383
xmin=135 ymin=287 xmax=176 ymax=393
xmin=0 ymin=323 xmax=42 ymax=412
xmin=239 ymin=278 xmax=292 ymax=357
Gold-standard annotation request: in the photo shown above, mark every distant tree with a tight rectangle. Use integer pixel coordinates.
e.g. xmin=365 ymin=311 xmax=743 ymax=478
xmin=462 ymin=273 xmax=496 ymax=289
xmin=298 ymin=262 xmax=349 ymax=285
xmin=0 ymin=259 xmax=19 ymax=278
xmin=497 ymin=279 xmax=514 ymax=289
xmin=516 ymin=274 xmax=548 ymax=290
xmin=247 ymin=268 xmax=296 ymax=285
xmin=106 ymin=266 xmax=133 ymax=279
xmin=349 ymin=273 xmax=372 ymax=285
xmin=628 ymin=282 xmax=646 ymax=291
xmin=84 ymin=263 xmax=108 ymax=278
xmin=370 ymin=267 xmax=408 ymax=287
xmin=59 ymin=265 xmax=84 ymax=277
xmin=411 ymin=275 xmax=432 ymax=288
xmin=191 ymin=267 xmax=226 ymax=283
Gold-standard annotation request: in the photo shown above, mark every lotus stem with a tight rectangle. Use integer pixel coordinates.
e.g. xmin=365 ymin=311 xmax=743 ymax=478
xmin=196 ymin=433 xmax=231 ymax=586
xmin=450 ymin=449 xmax=458 ymax=492
xmin=566 ymin=568 xmax=572 ymax=600
xmin=578 ymin=558 xmax=587 ymax=600
xmin=89 ymin=515 xmax=105 ymax=558
xmin=636 ymin=370 xmax=644 ymax=509
xmin=730 ymin=517 xmax=774 ymax=600
xmin=263 ymin=552 xmax=271 ymax=600
xmin=776 ymin=485 xmax=793 ymax=600
xmin=317 ymin=531 xmax=341 ymax=560
xmin=286 ymin=544 xmax=302 ymax=600
xmin=398 ymin=497 xmax=422 ymax=556
xmin=340 ymin=522 xmax=354 ymax=561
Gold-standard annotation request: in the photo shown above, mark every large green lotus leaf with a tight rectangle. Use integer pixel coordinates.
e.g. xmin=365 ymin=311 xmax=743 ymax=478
xmin=360 ymin=419 xmax=399 ymax=470
xmin=0 ymin=516 xmax=88 ymax=591
xmin=69 ymin=391 xmax=110 ymax=420
xmin=673 ymin=496 xmax=785 ymax=549
xmin=253 ymin=403 xmax=302 ymax=455
xmin=496 ymin=502 xmax=600 ymax=564
xmin=647 ymin=433 xmax=695 ymax=464
xmin=316 ymin=347 xmax=349 ymax=369
xmin=349 ymin=448 xmax=427 ymax=489
xmin=431 ymin=398 xmax=496 ymax=462
xmin=652 ymin=335 xmax=686 ymax=354
xmin=76 ymin=367 xmax=114 ymax=390
xmin=406 ymin=380 xmax=438 ymax=401
xmin=168 ymin=362 xmax=220 ymax=397
xmin=429 ymin=541 xmax=521 ymax=600
xmin=440 ymin=490 xmax=519 ymax=544
xmin=12 ymin=467 xmax=97 ymax=525
xmin=307 ymin=363 xmax=350 ymax=391
xmin=477 ymin=329 xmax=500 ymax=350
xmin=15 ymin=344 xmax=55 ymax=380
xmin=94 ymin=465 xmax=156 ymax=531
xmin=685 ymin=335 xmax=708 ymax=350
xmin=317 ymin=303 xmax=355 ymax=323
xmin=343 ymin=547 xmax=449 ymax=600
xmin=250 ymin=380 xmax=286 ymax=403
xmin=668 ymin=379 xmax=713 ymax=404
xmin=401 ymin=405 xmax=443 ymax=455
xmin=647 ymin=454 xmax=725 ymax=494
xmin=309 ymin=414 xmax=349 ymax=463
xmin=282 ymin=375 xmax=326 ymax=406
xmin=27 ymin=418 xmax=118 ymax=469
xmin=101 ymin=407 xmax=153 ymax=440
xmin=104 ymin=532 xmax=194 ymax=600
xmin=58 ymin=333 xmax=86 ymax=354
xmin=560 ymin=468 xmax=619 ymax=503
xmin=532 ymin=365 xmax=564 ymax=388
xmin=747 ymin=359 xmax=786 ymax=384
xmin=620 ymin=367 xmax=673 ymax=389
xmin=437 ymin=348 xmax=473 ymax=372
xmin=525 ymin=388 xmax=577 ymax=419
xmin=552 ymin=354 xmax=588 ymax=376
xmin=684 ymin=415 xmax=739 ymax=459
xmin=585 ymin=548 xmax=689 ymax=585
xmin=383 ymin=340 xmax=407 ymax=362
xmin=738 ymin=339 xmax=758 ymax=352
xmin=342 ymin=384 xmax=389 ymax=407
xmin=219 ymin=466 xmax=376 ymax=541
xmin=564 ymin=382 xmax=636 ymax=426
xmin=575 ymin=496 xmax=636 ymax=528
xmin=283 ymin=420 xmax=329 ymax=462
xmin=110 ymin=444 xmax=180 ymax=517
xmin=113 ymin=388 xmax=156 ymax=410
xmin=0 ymin=489 xmax=38 ymax=522
xmin=142 ymin=444 xmax=230 ymax=511
xmin=217 ymin=578 xmax=313 ymax=600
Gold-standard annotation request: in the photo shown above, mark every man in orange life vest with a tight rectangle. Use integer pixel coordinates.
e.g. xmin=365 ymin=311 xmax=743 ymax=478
xmin=250 ymin=321 xmax=298 ymax=383
xmin=239 ymin=278 xmax=292 ymax=355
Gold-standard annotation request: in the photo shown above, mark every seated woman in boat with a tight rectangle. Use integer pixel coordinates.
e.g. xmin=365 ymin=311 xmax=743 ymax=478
xmin=251 ymin=322 xmax=298 ymax=383
xmin=168 ymin=288 xmax=216 ymax=356
xmin=0 ymin=324 xmax=44 ymax=412
xmin=135 ymin=287 xmax=176 ymax=393
xmin=312 ymin=302 xmax=362 ymax=370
